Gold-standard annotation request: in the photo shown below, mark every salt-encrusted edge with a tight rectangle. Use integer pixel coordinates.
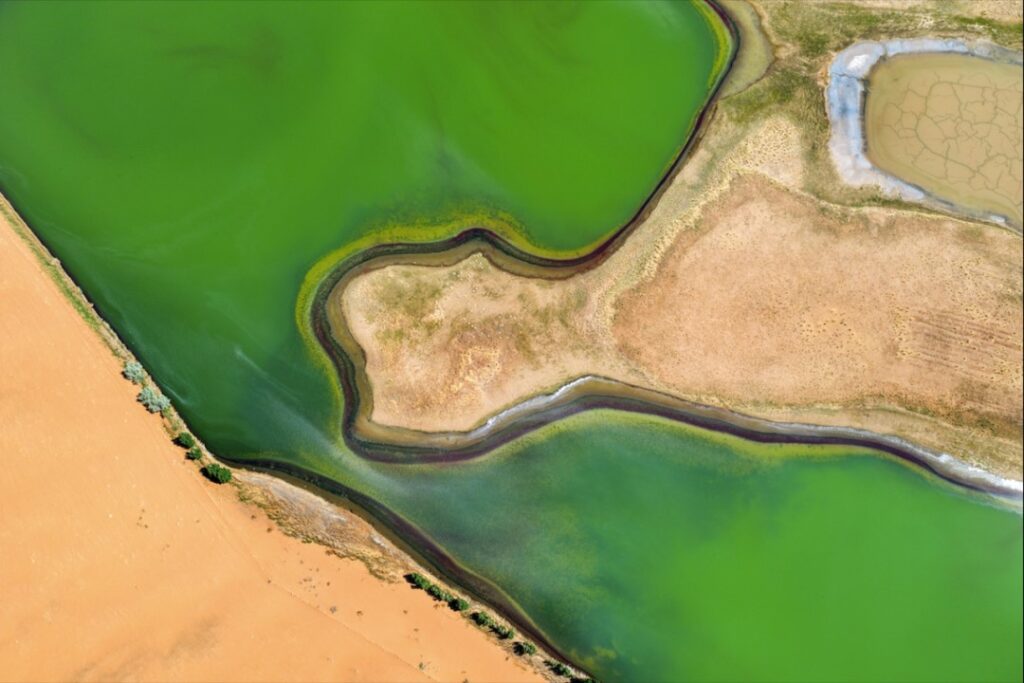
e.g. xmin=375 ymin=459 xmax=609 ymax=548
xmin=826 ymin=38 xmax=1022 ymax=231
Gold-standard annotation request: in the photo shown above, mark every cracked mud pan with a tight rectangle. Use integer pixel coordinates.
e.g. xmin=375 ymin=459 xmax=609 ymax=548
xmin=828 ymin=38 xmax=1023 ymax=230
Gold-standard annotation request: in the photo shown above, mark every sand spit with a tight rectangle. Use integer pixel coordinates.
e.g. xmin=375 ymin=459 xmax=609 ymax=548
xmin=0 ymin=201 xmax=543 ymax=682
xmin=827 ymin=38 xmax=1023 ymax=229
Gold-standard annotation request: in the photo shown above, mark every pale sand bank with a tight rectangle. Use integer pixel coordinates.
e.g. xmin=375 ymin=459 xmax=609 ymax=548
xmin=0 ymin=203 xmax=542 ymax=682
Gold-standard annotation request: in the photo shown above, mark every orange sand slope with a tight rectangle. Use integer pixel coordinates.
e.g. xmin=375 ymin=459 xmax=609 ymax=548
xmin=0 ymin=213 xmax=540 ymax=682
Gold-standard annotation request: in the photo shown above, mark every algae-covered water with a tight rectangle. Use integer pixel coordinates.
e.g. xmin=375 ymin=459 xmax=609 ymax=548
xmin=1 ymin=2 xmax=1021 ymax=681
xmin=339 ymin=412 xmax=1021 ymax=682
xmin=0 ymin=0 xmax=727 ymax=457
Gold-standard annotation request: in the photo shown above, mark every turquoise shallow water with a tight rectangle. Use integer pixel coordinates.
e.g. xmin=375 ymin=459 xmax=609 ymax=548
xmin=1 ymin=2 xmax=1021 ymax=681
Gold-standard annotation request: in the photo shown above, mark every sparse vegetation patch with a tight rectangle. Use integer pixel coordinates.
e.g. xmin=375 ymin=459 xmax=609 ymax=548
xmin=122 ymin=361 xmax=145 ymax=384
xmin=202 ymin=463 xmax=233 ymax=484
xmin=137 ymin=386 xmax=171 ymax=414
xmin=174 ymin=432 xmax=196 ymax=448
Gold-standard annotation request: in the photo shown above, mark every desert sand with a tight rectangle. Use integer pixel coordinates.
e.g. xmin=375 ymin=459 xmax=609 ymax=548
xmin=0 ymin=203 xmax=542 ymax=683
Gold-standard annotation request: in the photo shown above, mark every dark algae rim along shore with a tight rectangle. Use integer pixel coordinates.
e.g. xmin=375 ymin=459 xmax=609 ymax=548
xmin=307 ymin=1 xmax=1020 ymax=501
xmin=297 ymin=2 xmax=741 ymax=675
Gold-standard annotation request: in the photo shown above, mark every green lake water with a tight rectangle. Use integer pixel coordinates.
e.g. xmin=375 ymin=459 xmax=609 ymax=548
xmin=1 ymin=2 xmax=1021 ymax=681
xmin=338 ymin=412 xmax=1021 ymax=683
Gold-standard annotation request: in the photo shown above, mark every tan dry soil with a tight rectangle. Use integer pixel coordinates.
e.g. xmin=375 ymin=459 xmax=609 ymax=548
xmin=0 ymin=208 xmax=542 ymax=683
xmin=795 ymin=0 xmax=1021 ymax=22
xmin=339 ymin=106 xmax=1023 ymax=479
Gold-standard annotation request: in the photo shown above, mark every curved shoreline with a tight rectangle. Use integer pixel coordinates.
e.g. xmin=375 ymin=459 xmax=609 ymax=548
xmin=300 ymin=14 xmax=1024 ymax=672
xmin=287 ymin=4 xmax=746 ymax=670
xmin=827 ymin=38 xmax=1023 ymax=232
xmin=3 ymin=4 xmax=1020 ymax=681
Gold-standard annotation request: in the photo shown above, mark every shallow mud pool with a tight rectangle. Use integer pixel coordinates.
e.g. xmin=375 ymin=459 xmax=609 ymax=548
xmin=866 ymin=52 xmax=1023 ymax=227
xmin=0 ymin=2 xmax=1021 ymax=681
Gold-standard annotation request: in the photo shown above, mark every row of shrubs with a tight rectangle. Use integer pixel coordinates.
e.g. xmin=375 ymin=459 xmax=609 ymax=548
xmin=125 ymin=361 xmax=232 ymax=485
xmin=124 ymin=361 xmax=172 ymax=413
xmin=406 ymin=572 xmax=517 ymax=639
xmin=406 ymin=572 xmax=469 ymax=612
xmin=468 ymin=610 xmax=513 ymax=639
xmin=172 ymin=430 xmax=232 ymax=484
xmin=404 ymin=572 xmax=593 ymax=680
xmin=543 ymin=659 xmax=596 ymax=683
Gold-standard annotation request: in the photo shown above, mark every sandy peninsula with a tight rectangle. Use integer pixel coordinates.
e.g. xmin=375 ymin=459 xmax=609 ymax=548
xmin=331 ymin=0 xmax=1023 ymax=482
xmin=0 ymin=201 xmax=543 ymax=682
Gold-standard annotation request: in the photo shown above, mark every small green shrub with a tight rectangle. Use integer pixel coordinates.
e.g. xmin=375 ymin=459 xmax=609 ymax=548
xmin=494 ymin=625 xmax=514 ymax=640
xmin=137 ymin=386 xmax=171 ymax=413
xmin=122 ymin=361 xmax=145 ymax=384
xmin=514 ymin=641 xmax=537 ymax=656
xmin=426 ymin=584 xmax=453 ymax=602
xmin=470 ymin=611 xmax=493 ymax=628
xmin=547 ymin=661 xmax=571 ymax=677
xmin=405 ymin=572 xmax=432 ymax=590
xmin=174 ymin=432 xmax=196 ymax=448
xmin=202 ymin=463 xmax=232 ymax=484
xmin=186 ymin=447 xmax=203 ymax=461
xmin=449 ymin=597 xmax=469 ymax=612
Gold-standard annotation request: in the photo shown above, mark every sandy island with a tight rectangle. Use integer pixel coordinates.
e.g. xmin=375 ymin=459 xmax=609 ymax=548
xmin=0 ymin=201 xmax=544 ymax=682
